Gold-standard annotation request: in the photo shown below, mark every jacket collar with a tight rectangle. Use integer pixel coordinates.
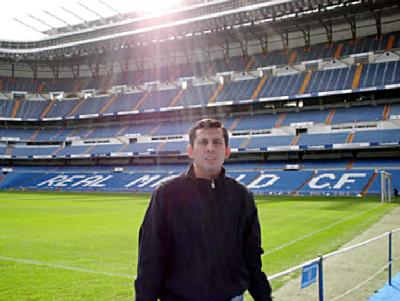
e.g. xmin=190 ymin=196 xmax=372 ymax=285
xmin=185 ymin=163 xmax=226 ymax=181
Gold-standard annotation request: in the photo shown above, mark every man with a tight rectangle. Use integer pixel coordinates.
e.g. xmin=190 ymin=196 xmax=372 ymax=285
xmin=135 ymin=119 xmax=272 ymax=301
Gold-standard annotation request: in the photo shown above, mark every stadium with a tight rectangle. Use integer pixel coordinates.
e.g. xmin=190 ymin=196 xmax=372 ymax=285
xmin=0 ymin=0 xmax=399 ymax=300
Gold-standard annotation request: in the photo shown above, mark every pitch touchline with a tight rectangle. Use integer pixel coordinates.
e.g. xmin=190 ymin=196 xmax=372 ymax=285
xmin=264 ymin=204 xmax=382 ymax=256
xmin=0 ymin=256 xmax=136 ymax=279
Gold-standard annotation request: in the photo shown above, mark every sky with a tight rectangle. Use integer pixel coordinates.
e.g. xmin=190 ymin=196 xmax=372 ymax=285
xmin=0 ymin=0 xmax=183 ymax=41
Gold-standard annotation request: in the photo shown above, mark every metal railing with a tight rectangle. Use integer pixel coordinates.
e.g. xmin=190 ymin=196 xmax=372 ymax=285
xmin=270 ymin=228 xmax=400 ymax=301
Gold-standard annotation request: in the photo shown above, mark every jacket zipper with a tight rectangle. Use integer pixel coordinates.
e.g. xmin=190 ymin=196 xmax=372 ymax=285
xmin=211 ymin=180 xmax=215 ymax=189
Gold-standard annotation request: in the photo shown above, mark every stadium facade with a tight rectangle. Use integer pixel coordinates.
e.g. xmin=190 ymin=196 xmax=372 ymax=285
xmin=0 ymin=0 xmax=399 ymax=196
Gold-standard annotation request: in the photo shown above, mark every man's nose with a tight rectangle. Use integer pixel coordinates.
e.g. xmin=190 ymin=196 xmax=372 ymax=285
xmin=206 ymin=142 xmax=214 ymax=152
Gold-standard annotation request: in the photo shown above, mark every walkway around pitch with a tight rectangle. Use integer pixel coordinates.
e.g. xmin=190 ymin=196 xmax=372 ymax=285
xmin=368 ymin=272 xmax=400 ymax=301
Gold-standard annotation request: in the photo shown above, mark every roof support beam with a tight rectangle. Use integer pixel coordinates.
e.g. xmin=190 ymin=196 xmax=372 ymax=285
xmin=320 ymin=20 xmax=333 ymax=45
xmin=71 ymin=64 xmax=80 ymax=79
xmin=29 ymin=63 xmax=38 ymax=80
xmin=78 ymin=2 xmax=106 ymax=24
xmin=50 ymin=62 xmax=60 ymax=80
xmin=105 ymin=62 xmax=114 ymax=76
xmin=229 ymin=30 xmax=248 ymax=58
xmin=345 ymin=14 xmax=356 ymax=41
xmin=260 ymin=32 xmax=268 ymax=54
xmin=44 ymin=10 xmax=71 ymax=27
xmin=281 ymin=31 xmax=289 ymax=52
xmin=61 ymin=6 xmax=88 ymax=25
xmin=240 ymin=35 xmax=248 ymax=59
xmin=301 ymin=25 xmax=311 ymax=49
xmin=374 ymin=11 xmax=382 ymax=38
xmin=119 ymin=61 xmax=129 ymax=73
xmin=27 ymin=14 xmax=53 ymax=29
xmin=89 ymin=62 xmax=99 ymax=78
xmin=133 ymin=55 xmax=144 ymax=71
xmin=221 ymin=39 xmax=230 ymax=61
xmin=183 ymin=44 xmax=195 ymax=65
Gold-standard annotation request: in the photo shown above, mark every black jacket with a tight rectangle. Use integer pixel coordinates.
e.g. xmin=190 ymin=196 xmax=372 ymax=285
xmin=135 ymin=165 xmax=272 ymax=301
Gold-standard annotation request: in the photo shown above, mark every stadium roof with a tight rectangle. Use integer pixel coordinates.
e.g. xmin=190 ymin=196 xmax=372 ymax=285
xmin=0 ymin=0 xmax=201 ymax=41
xmin=0 ymin=0 xmax=398 ymax=66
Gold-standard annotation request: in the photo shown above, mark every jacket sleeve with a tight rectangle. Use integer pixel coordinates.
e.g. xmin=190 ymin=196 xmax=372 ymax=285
xmin=135 ymin=186 xmax=169 ymax=301
xmin=243 ymin=192 xmax=272 ymax=301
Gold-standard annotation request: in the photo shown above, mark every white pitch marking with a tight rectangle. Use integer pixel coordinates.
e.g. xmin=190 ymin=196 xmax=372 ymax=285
xmin=0 ymin=256 xmax=135 ymax=279
xmin=264 ymin=204 xmax=382 ymax=256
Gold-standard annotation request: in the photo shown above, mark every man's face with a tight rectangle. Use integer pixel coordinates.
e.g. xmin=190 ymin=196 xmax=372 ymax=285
xmin=187 ymin=127 xmax=230 ymax=180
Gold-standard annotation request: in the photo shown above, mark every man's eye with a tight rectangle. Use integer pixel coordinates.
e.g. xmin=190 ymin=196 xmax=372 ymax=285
xmin=213 ymin=140 xmax=223 ymax=145
xmin=198 ymin=140 xmax=208 ymax=145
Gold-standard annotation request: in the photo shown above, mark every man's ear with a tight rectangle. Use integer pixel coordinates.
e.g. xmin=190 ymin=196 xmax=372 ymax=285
xmin=225 ymin=146 xmax=231 ymax=159
xmin=187 ymin=144 xmax=194 ymax=159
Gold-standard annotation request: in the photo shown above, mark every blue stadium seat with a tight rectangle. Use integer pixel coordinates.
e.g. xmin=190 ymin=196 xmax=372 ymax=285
xmin=297 ymin=132 xmax=348 ymax=145
xmin=352 ymin=129 xmax=400 ymax=143
xmin=331 ymin=105 xmax=384 ymax=124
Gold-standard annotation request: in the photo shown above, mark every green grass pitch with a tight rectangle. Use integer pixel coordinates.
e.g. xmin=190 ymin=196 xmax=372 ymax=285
xmin=0 ymin=191 xmax=397 ymax=300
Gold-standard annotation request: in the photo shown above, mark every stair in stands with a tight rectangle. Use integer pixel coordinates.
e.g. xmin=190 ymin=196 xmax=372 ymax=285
xmin=67 ymin=128 xmax=81 ymax=139
xmin=11 ymin=99 xmax=21 ymax=118
xmin=37 ymin=81 xmax=46 ymax=93
xmin=102 ymin=77 xmax=114 ymax=92
xmin=150 ymin=124 xmax=162 ymax=135
xmin=298 ymin=70 xmax=312 ymax=95
xmin=156 ymin=142 xmax=166 ymax=152
xmin=239 ymin=137 xmax=252 ymax=149
xmin=245 ymin=56 xmax=256 ymax=71
xmin=333 ymin=43 xmax=343 ymax=59
xmin=208 ymin=84 xmax=224 ymax=104
xmin=291 ymin=134 xmax=300 ymax=145
xmin=83 ymin=128 xmax=95 ymax=139
xmin=52 ymin=128 xmax=65 ymax=140
xmin=134 ymin=73 xmax=145 ymax=87
xmin=288 ymin=51 xmax=297 ymax=65
xmin=251 ymin=76 xmax=267 ymax=99
xmin=32 ymin=79 xmax=37 ymax=92
xmin=361 ymin=171 xmax=378 ymax=196
xmin=346 ymin=132 xmax=354 ymax=144
xmin=325 ymin=108 xmax=335 ymax=125
xmin=51 ymin=147 xmax=63 ymax=156
xmin=84 ymin=145 xmax=96 ymax=155
xmin=168 ymin=90 xmax=184 ymax=107
xmin=386 ymin=35 xmax=395 ymax=51
xmin=99 ymin=94 xmax=119 ymax=114
xmin=169 ymin=66 xmax=182 ymax=82
xmin=346 ymin=159 xmax=356 ymax=170
xmin=133 ymin=91 xmax=150 ymax=111
xmin=51 ymin=79 xmax=58 ymax=90
xmin=229 ymin=116 xmax=241 ymax=131
xmin=116 ymin=126 xmax=128 ymax=137
xmin=206 ymin=62 xmax=215 ymax=75
xmin=30 ymin=129 xmax=40 ymax=142
xmin=73 ymin=81 xmax=84 ymax=93
xmin=40 ymin=100 xmax=55 ymax=119
xmin=6 ymin=145 xmax=13 ymax=156
xmin=0 ymin=79 xmax=3 ymax=92
xmin=291 ymin=170 xmax=317 ymax=196
xmin=68 ymin=99 xmax=86 ymax=116
xmin=118 ymin=144 xmax=129 ymax=153
xmin=382 ymin=103 xmax=391 ymax=120
xmin=275 ymin=113 xmax=287 ymax=128
xmin=351 ymin=64 xmax=363 ymax=89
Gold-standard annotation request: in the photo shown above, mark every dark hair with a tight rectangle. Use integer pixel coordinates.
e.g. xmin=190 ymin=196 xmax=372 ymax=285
xmin=189 ymin=119 xmax=229 ymax=147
